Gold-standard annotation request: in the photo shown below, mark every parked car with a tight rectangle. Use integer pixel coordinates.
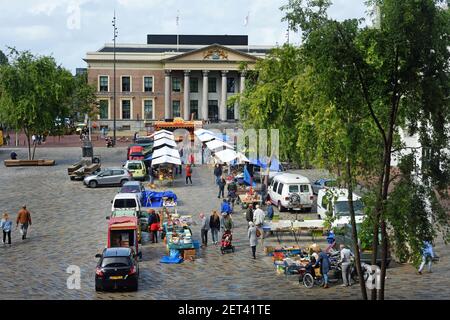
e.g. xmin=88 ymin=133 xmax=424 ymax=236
xmin=123 ymin=160 xmax=147 ymax=180
xmin=317 ymin=188 xmax=365 ymax=227
xmin=119 ymin=181 xmax=145 ymax=202
xmin=84 ymin=168 xmax=132 ymax=188
xmin=268 ymin=173 xmax=314 ymax=212
xmin=95 ymin=247 xmax=139 ymax=291
xmin=312 ymin=178 xmax=337 ymax=195
xmin=111 ymin=193 xmax=142 ymax=212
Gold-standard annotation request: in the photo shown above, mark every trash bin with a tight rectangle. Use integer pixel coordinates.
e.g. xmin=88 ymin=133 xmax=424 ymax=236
xmin=82 ymin=141 xmax=93 ymax=158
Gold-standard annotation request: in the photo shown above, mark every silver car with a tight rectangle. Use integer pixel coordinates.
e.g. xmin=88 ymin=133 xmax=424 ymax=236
xmin=84 ymin=167 xmax=132 ymax=188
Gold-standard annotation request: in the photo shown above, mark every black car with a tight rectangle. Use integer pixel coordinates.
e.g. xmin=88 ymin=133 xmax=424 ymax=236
xmin=95 ymin=247 xmax=139 ymax=291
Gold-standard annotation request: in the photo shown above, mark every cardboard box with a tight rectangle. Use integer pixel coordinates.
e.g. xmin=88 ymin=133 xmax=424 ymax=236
xmin=183 ymin=249 xmax=196 ymax=260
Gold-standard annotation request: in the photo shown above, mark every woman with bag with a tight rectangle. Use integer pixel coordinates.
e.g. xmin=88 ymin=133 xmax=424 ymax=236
xmin=148 ymin=210 xmax=160 ymax=243
xmin=248 ymin=222 xmax=258 ymax=259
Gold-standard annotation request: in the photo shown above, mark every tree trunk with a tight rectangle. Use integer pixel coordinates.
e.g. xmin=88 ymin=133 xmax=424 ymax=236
xmin=346 ymin=157 xmax=368 ymax=300
xmin=32 ymin=138 xmax=37 ymax=160
xmin=24 ymin=128 xmax=31 ymax=160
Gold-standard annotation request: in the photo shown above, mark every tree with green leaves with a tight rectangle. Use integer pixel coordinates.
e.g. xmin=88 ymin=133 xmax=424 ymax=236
xmin=0 ymin=50 xmax=7 ymax=66
xmin=281 ymin=0 xmax=450 ymax=300
xmin=0 ymin=49 xmax=97 ymax=159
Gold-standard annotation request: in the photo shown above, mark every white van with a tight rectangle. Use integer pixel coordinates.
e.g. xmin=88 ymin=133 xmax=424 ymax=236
xmin=317 ymin=188 xmax=365 ymax=227
xmin=268 ymin=173 xmax=314 ymax=212
xmin=111 ymin=193 xmax=142 ymax=213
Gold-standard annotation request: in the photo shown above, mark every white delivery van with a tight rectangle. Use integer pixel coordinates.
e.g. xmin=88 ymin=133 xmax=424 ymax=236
xmin=268 ymin=173 xmax=314 ymax=212
xmin=317 ymin=188 xmax=365 ymax=227
xmin=111 ymin=193 xmax=141 ymax=213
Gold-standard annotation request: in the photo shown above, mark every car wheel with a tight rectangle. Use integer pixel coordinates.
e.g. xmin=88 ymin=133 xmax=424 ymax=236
xmin=89 ymin=180 xmax=98 ymax=188
xmin=120 ymin=179 xmax=128 ymax=186
xmin=70 ymin=176 xmax=75 ymax=181
xmin=278 ymin=202 xmax=285 ymax=212
xmin=130 ymin=282 xmax=138 ymax=292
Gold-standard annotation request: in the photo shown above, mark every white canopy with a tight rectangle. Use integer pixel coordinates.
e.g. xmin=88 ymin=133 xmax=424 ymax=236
xmin=153 ymin=132 xmax=175 ymax=141
xmin=150 ymin=129 xmax=173 ymax=137
xmin=206 ymin=139 xmax=234 ymax=151
xmin=236 ymin=152 xmax=250 ymax=163
xmin=152 ymin=146 xmax=180 ymax=159
xmin=153 ymin=137 xmax=177 ymax=148
xmin=214 ymin=149 xmax=238 ymax=163
xmin=198 ymin=133 xmax=220 ymax=143
xmin=152 ymin=155 xmax=181 ymax=166
xmin=194 ymin=129 xmax=215 ymax=137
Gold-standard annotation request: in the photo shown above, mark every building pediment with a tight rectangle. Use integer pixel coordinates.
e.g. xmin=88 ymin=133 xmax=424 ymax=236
xmin=162 ymin=44 xmax=259 ymax=63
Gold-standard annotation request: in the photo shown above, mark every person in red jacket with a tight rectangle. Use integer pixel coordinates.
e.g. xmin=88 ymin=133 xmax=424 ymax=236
xmin=185 ymin=164 xmax=193 ymax=185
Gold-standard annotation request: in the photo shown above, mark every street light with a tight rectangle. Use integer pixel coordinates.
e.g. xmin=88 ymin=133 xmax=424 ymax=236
xmin=112 ymin=12 xmax=118 ymax=146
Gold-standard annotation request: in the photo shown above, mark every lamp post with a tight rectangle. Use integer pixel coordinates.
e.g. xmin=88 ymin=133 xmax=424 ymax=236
xmin=112 ymin=12 xmax=118 ymax=146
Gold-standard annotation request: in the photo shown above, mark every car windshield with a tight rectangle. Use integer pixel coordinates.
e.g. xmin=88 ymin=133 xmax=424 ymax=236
xmin=127 ymin=163 xmax=142 ymax=170
xmin=335 ymin=200 xmax=364 ymax=216
xmin=114 ymin=199 xmax=137 ymax=208
xmin=136 ymin=139 xmax=152 ymax=144
xmin=120 ymin=186 xmax=140 ymax=193
xmin=101 ymin=256 xmax=130 ymax=268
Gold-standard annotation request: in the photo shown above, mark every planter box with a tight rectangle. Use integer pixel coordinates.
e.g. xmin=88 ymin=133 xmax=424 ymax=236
xmin=4 ymin=159 xmax=55 ymax=167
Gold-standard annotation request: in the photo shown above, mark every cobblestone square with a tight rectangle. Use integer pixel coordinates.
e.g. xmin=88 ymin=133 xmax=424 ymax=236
xmin=0 ymin=147 xmax=448 ymax=300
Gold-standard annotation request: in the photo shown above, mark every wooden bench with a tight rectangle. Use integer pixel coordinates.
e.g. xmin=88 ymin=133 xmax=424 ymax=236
xmin=4 ymin=159 xmax=55 ymax=167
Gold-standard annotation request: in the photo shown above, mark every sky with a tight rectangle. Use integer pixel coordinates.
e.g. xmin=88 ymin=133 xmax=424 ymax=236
xmin=0 ymin=0 xmax=369 ymax=73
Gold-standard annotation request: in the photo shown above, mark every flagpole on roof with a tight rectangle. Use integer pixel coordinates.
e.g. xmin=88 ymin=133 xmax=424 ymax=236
xmin=176 ymin=10 xmax=180 ymax=52
xmin=244 ymin=11 xmax=250 ymax=53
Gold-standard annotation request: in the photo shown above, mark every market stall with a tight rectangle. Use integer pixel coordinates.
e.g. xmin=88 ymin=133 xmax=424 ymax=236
xmin=142 ymin=190 xmax=178 ymax=208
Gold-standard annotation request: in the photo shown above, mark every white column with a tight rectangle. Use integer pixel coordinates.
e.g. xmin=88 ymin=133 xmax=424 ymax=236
xmin=164 ymin=70 xmax=171 ymax=119
xmin=202 ymin=70 xmax=209 ymax=121
xmin=220 ymin=70 xmax=228 ymax=122
xmin=238 ymin=71 xmax=246 ymax=121
xmin=183 ymin=70 xmax=190 ymax=121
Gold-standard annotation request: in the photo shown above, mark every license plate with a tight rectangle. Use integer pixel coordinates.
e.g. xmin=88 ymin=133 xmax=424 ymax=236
xmin=110 ymin=276 xmax=123 ymax=280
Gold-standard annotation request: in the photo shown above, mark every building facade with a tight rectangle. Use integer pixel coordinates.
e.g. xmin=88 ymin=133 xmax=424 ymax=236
xmin=84 ymin=34 xmax=273 ymax=131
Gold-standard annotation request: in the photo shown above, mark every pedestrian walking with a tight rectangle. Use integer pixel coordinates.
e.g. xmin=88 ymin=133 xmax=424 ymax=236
xmin=222 ymin=213 xmax=233 ymax=233
xmin=147 ymin=209 xmax=160 ymax=243
xmin=32 ymin=134 xmax=36 ymax=145
xmin=200 ymin=213 xmax=210 ymax=247
xmin=189 ymin=153 xmax=195 ymax=166
xmin=248 ymin=221 xmax=258 ymax=259
xmin=418 ymin=240 xmax=434 ymax=274
xmin=214 ymin=164 xmax=222 ymax=185
xmin=220 ymin=199 xmax=232 ymax=215
xmin=340 ymin=244 xmax=354 ymax=287
xmin=245 ymin=204 xmax=254 ymax=225
xmin=315 ymin=249 xmax=331 ymax=288
xmin=209 ymin=210 xmax=221 ymax=245
xmin=217 ymin=176 xmax=226 ymax=198
xmin=1 ymin=213 xmax=12 ymax=246
xmin=266 ymin=200 xmax=274 ymax=220
xmin=16 ymin=205 xmax=32 ymax=240
xmin=253 ymin=204 xmax=265 ymax=238
xmin=185 ymin=164 xmax=193 ymax=185
xmin=260 ymin=182 xmax=268 ymax=203
xmin=5 ymin=133 xmax=10 ymax=146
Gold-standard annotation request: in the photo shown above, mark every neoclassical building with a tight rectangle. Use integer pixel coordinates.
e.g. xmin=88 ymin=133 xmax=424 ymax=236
xmin=84 ymin=34 xmax=273 ymax=131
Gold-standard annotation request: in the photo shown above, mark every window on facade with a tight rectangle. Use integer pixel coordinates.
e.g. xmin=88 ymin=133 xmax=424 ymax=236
xmin=208 ymin=78 xmax=217 ymax=93
xmin=190 ymin=78 xmax=198 ymax=92
xmin=143 ymin=100 xmax=153 ymax=120
xmin=172 ymin=100 xmax=181 ymax=118
xmin=99 ymin=100 xmax=109 ymax=119
xmin=122 ymin=76 xmax=131 ymax=92
xmin=99 ymin=76 xmax=108 ymax=92
xmin=227 ymin=78 xmax=236 ymax=93
xmin=172 ymin=77 xmax=181 ymax=92
xmin=122 ymin=100 xmax=131 ymax=119
xmin=190 ymin=100 xmax=199 ymax=120
xmin=144 ymin=77 xmax=153 ymax=92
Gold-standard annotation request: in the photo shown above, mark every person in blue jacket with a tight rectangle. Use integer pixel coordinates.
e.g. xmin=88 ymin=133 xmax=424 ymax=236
xmin=418 ymin=240 xmax=434 ymax=274
xmin=220 ymin=199 xmax=232 ymax=215
xmin=314 ymin=249 xmax=331 ymax=288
